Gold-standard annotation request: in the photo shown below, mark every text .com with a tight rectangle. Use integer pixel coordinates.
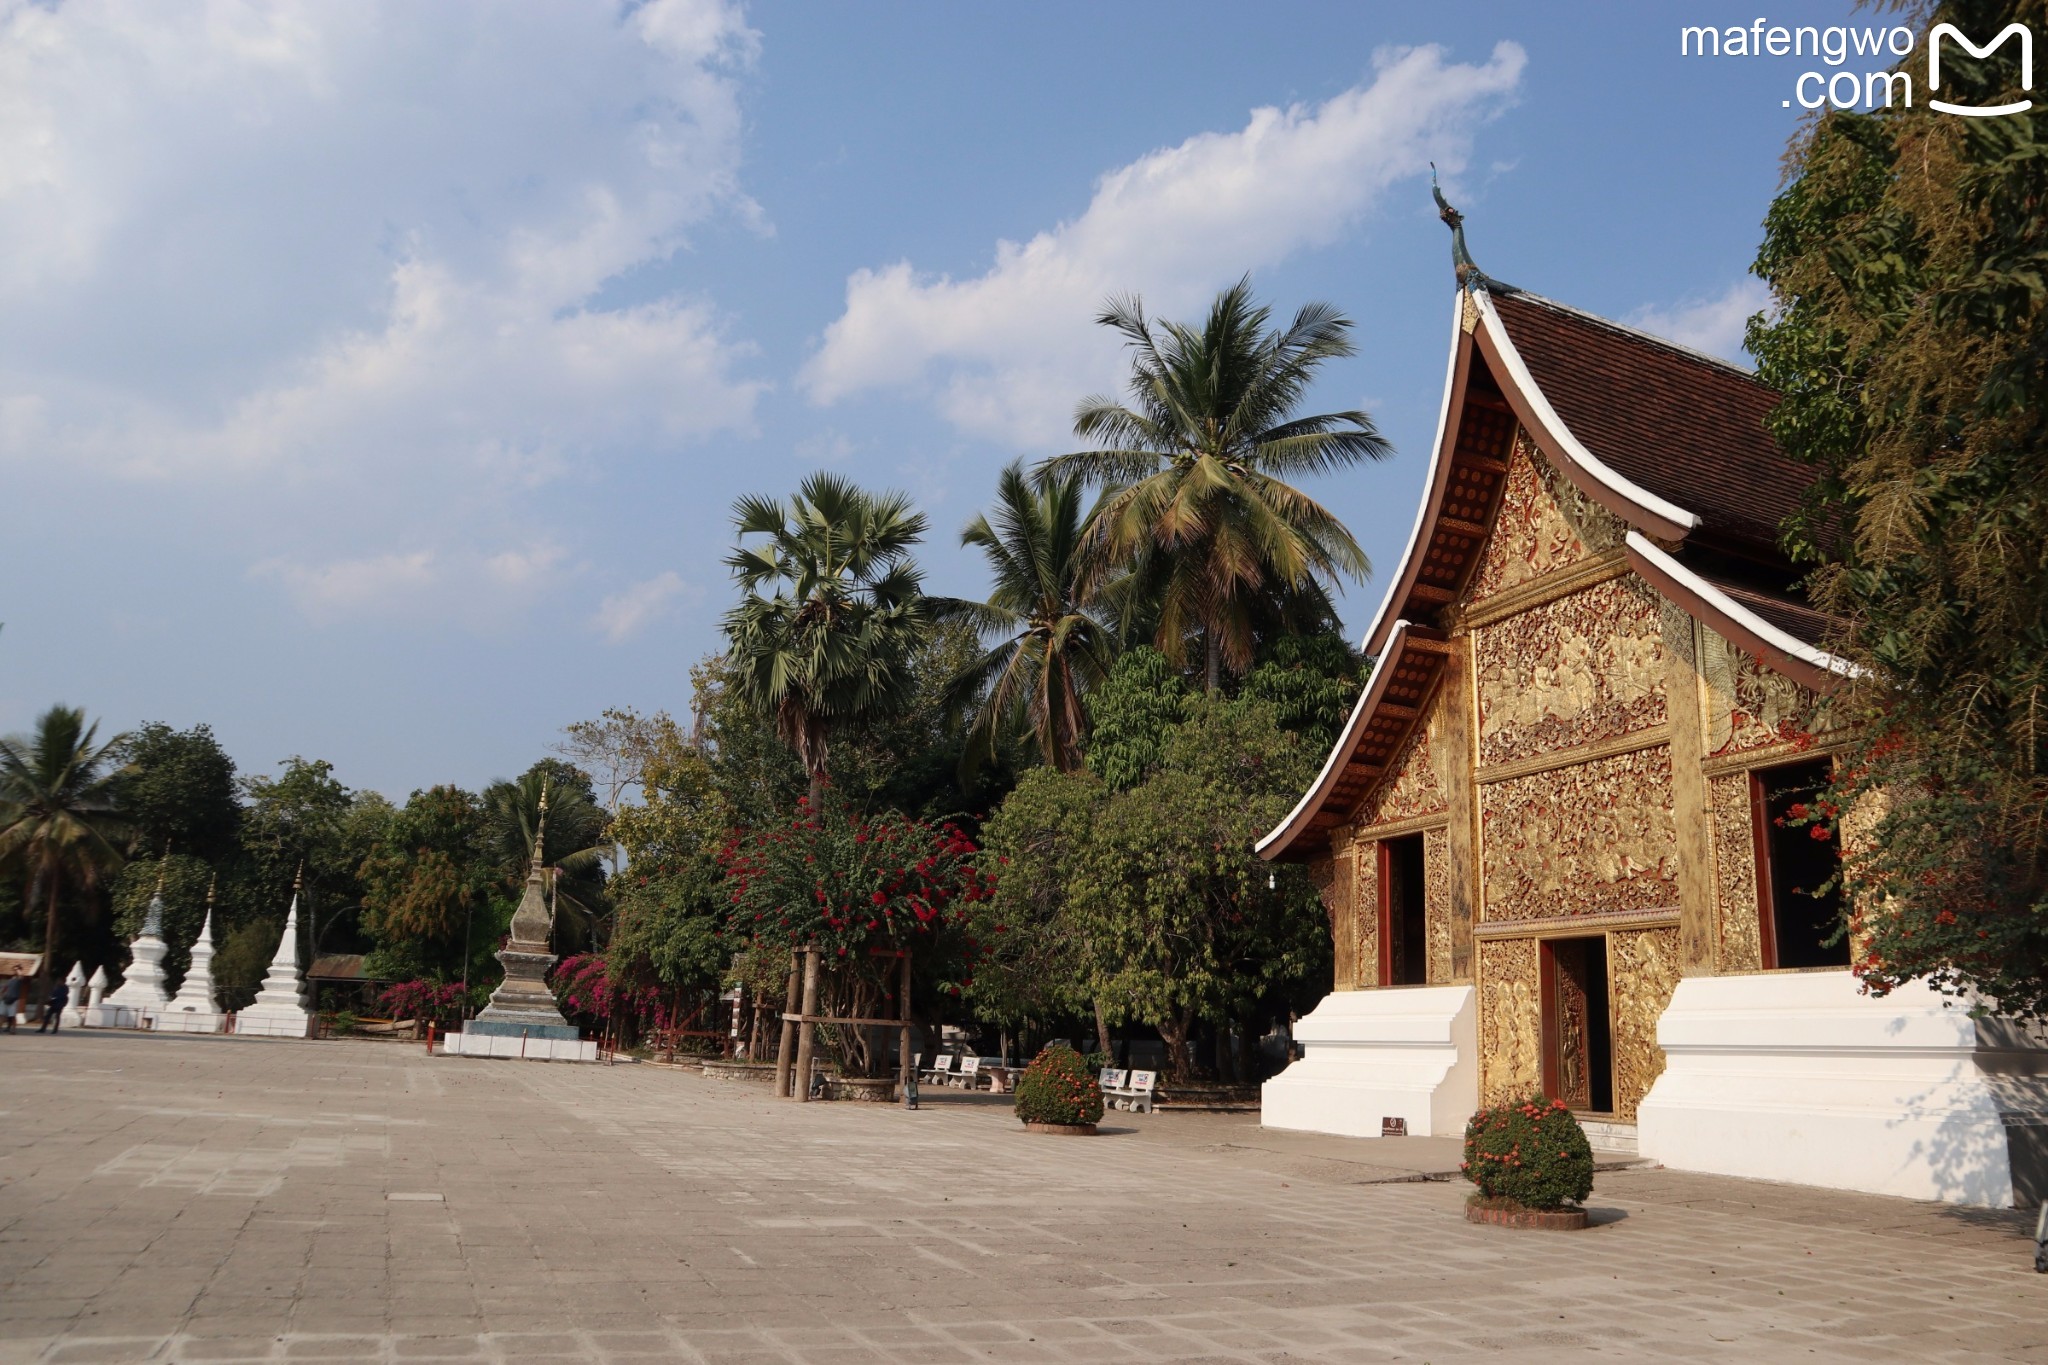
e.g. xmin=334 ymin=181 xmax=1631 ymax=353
xmin=1681 ymin=19 xmax=2035 ymax=115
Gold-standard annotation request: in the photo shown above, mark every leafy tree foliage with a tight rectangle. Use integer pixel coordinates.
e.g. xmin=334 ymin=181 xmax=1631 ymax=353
xmin=481 ymin=760 xmax=610 ymax=953
xmin=117 ymin=723 xmax=241 ymax=864
xmin=359 ymin=785 xmax=498 ymax=980
xmin=1040 ymin=279 xmax=1389 ymax=690
xmin=241 ymin=757 xmax=393 ymax=959
xmin=1748 ymin=0 xmax=2048 ymax=1013
xmin=606 ymin=717 xmax=732 ymax=997
xmin=1084 ymin=647 xmax=1189 ymax=792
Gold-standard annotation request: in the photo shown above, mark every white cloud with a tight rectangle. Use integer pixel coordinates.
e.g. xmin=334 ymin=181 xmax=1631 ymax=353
xmin=0 ymin=0 xmax=766 ymax=618
xmin=1628 ymin=279 xmax=1773 ymax=366
xmin=594 ymin=571 xmax=690 ymax=643
xmin=253 ymin=541 xmax=574 ymax=624
xmin=801 ymin=42 xmax=1525 ymax=446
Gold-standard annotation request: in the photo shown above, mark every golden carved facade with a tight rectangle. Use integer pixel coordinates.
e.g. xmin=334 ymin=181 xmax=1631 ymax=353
xmin=1350 ymin=845 xmax=1379 ymax=989
xmin=1352 ymin=697 xmax=1449 ymax=829
xmin=1474 ymin=575 xmax=1667 ymax=767
xmin=1478 ymin=937 xmax=1540 ymax=1103
xmin=1708 ymin=772 xmax=1764 ymax=973
xmin=1469 ymin=438 xmax=1625 ymax=600
xmin=1424 ymin=827 xmax=1454 ymax=984
xmin=1608 ymin=926 xmax=1683 ymax=1119
xmin=1480 ymin=746 xmax=1679 ymax=922
xmin=1702 ymin=626 xmax=1820 ymax=756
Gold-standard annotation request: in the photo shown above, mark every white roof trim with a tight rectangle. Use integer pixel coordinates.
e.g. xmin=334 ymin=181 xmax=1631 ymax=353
xmin=1255 ymin=620 xmax=1412 ymax=857
xmin=1476 ymin=291 xmax=1703 ymax=534
xmin=1358 ymin=295 xmax=1467 ymax=655
xmin=1625 ymin=531 xmax=1863 ymax=679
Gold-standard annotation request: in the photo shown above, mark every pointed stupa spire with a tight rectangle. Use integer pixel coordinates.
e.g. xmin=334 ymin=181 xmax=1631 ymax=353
xmin=530 ymin=780 xmax=550 ymax=876
xmin=237 ymin=858 xmax=314 ymax=1036
xmin=1431 ymin=165 xmax=1486 ymax=293
xmin=140 ymin=841 xmax=171 ymax=938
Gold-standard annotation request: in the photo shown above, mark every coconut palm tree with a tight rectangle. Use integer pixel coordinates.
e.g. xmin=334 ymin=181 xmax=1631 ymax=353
xmin=1038 ymin=279 xmax=1389 ymax=691
xmin=938 ymin=460 xmax=1119 ymax=773
xmin=482 ymin=766 xmax=611 ymax=952
xmin=0 ymin=706 xmax=132 ymax=990
xmin=722 ymin=472 xmax=932 ymax=802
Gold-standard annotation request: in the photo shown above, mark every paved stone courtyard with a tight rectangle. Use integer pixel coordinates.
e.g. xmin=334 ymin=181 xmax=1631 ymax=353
xmin=0 ymin=1033 xmax=2042 ymax=1364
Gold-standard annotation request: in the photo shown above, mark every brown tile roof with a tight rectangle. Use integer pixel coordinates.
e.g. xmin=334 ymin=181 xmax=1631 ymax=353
xmin=1489 ymin=290 xmax=1812 ymax=555
xmin=1702 ymin=577 xmax=1843 ymax=653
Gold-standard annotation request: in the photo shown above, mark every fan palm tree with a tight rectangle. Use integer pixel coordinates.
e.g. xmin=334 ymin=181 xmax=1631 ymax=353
xmin=0 ymin=706 xmax=133 ymax=989
xmin=1038 ymin=278 xmax=1390 ymax=691
xmin=938 ymin=460 xmax=1119 ymax=773
xmin=722 ymin=471 xmax=932 ymax=803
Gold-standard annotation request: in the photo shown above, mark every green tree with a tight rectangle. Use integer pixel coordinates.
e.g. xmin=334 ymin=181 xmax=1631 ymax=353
xmin=941 ymin=460 xmax=1118 ymax=773
xmin=606 ymin=718 xmax=731 ymax=997
xmin=721 ymin=472 xmax=933 ymax=801
xmin=117 ymin=723 xmax=242 ymax=864
xmin=1085 ymin=647 xmax=1189 ymax=791
xmin=0 ymin=706 xmax=132 ymax=987
xmin=241 ymin=757 xmax=393 ymax=959
xmin=1747 ymin=0 xmax=2048 ymax=1013
xmin=972 ymin=765 xmax=1107 ymax=1044
xmin=358 ymin=786 xmax=496 ymax=981
xmin=1040 ymin=279 xmax=1389 ymax=691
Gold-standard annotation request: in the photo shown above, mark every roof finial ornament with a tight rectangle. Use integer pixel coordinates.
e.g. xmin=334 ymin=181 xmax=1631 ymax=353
xmin=292 ymin=860 xmax=304 ymax=894
xmin=1431 ymin=164 xmax=1485 ymax=293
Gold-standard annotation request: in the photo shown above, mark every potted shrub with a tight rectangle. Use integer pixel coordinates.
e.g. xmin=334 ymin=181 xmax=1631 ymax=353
xmin=1013 ymin=1043 xmax=1105 ymax=1134
xmin=1462 ymin=1096 xmax=1595 ymax=1230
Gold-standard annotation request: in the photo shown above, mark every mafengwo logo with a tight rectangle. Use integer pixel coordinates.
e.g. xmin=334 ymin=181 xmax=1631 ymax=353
xmin=1680 ymin=18 xmax=2033 ymax=114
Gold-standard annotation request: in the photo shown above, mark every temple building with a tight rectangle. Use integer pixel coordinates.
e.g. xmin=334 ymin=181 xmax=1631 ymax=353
xmin=1257 ymin=219 xmax=2047 ymax=1208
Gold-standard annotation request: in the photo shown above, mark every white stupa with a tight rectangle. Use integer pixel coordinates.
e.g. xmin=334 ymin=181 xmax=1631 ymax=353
xmin=99 ymin=864 xmax=173 ymax=1027
xmin=156 ymin=876 xmax=225 ymax=1033
xmin=237 ymin=867 xmax=315 ymax=1039
xmin=62 ymin=961 xmax=85 ymax=1028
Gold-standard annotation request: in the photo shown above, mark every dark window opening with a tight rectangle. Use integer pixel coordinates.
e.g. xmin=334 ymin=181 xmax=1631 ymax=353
xmin=1542 ymin=936 xmax=1614 ymax=1114
xmin=1383 ymin=834 xmax=1429 ymax=986
xmin=1757 ymin=759 xmax=1849 ymax=969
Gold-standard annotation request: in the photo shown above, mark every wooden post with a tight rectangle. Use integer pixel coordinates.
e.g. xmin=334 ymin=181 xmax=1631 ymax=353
xmin=774 ymin=952 xmax=802 ymax=1098
xmin=898 ymin=952 xmax=914 ymax=1107
xmin=793 ymin=948 xmax=821 ymax=1103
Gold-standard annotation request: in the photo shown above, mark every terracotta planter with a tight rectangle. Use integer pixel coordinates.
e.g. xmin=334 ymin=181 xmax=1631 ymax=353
xmin=1465 ymin=1199 xmax=1588 ymax=1231
xmin=1022 ymin=1120 xmax=1098 ymax=1136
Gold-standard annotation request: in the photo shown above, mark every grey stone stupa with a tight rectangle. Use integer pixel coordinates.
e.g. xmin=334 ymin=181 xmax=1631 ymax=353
xmin=469 ymin=784 xmax=576 ymax=1042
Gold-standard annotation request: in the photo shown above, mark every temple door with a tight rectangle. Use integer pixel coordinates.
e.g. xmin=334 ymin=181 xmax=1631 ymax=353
xmin=1540 ymin=937 xmax=1613 ymax=1113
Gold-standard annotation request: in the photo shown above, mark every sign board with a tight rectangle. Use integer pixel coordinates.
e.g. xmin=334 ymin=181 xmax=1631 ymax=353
xmin=1381 ymin=1117 xmax=1408 ymax=1138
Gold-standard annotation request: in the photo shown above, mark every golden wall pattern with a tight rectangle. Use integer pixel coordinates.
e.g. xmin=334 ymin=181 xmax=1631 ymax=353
xmin=1608 ymin=926 xmax=1683 ymax=1119
xmin=1474 ymin=576 xmax=1668 ymax=767
xmin=1351 ymin=844 xmax=1380 ymax=989
xmin=1708 ymin=773 xmax=1763 ymax=972
xmin=1424 ymin=826 xmax=1454 ymax=984
xmin=1469 ymin=437 xmax=1626 ymax=600
xmin=1353 ymin=701 xmax=1448 ymax=830
xmin=1480 ymin=746 xmax=1679 ymax=921
xmin=1701 ymin=627 xmax=1819 ymax=756
xmin=1478 ymin=937 xmax=1540 ymax=1103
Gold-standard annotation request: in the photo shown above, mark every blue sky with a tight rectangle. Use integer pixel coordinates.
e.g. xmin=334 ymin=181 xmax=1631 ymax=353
xmin=0 ymin=0 xmax=1865 ymax=799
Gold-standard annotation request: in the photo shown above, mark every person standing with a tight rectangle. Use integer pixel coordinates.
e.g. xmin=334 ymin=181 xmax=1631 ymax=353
xmin=0 ymin=972 xmax=20 ymax=1034
xmin=36 ymin=977 xmax=68 ymax=1034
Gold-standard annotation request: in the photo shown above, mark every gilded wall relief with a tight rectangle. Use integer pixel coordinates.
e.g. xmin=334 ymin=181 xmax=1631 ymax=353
xmin=1474 ymin=576 xmax=1668 ymax=767
xmin=1480 ymin=747 xmax=1679 ymax=922
xmin=1355 ymin=700 xmax=1449 ymax=830
xmin=1470 ymin=436 xmax=1627 ymax=601
xmin=1608 ymin=925 xmax=1683 ymax=1120
xmin=1424 ymin=826 xmax=1454 ymax=985
xmin=1479 ymin=938 xmax=1540 ymax=1103
xmin=1352 ymin=843 xmax=1380 ymax=989
xmin=1701 ymin=627 xmax=1823 ymax=756
xmin=1708 ymin=772 xmax=1763 ymax=972
xmin=1309 ymin=857 xmax=1352 ymax=990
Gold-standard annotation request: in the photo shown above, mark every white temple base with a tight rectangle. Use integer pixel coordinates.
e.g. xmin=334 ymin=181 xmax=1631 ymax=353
xmin=441 ymin=1030 xmax=596 ymax=1062
xmin=1261 ymin=985 xmax=1478 ymax=1138
xmin=82 ymin=1004 xmax=141 ymax=1028
xmin=235 ymin=1010 xmax=315 ymax=1038
xmin=1638 ymin=971 xmax=2048 ymax=1208
xmin=152 ymin=1008 xmax=224 ymax=1034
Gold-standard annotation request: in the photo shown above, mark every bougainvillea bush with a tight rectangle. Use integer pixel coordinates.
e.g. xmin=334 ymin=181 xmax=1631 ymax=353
xmin=719 ymin=793 xmax=995 ymax=1075
xmin=550 ymin=953 xmax=682 ymax=1041
xmin=375 ymin=979 xmax=465 ymax=1027
xmin=1013 ymin=1043 xmax=1105 ymax=1127
xmin=1462 ymin=1097 xmax=1594 ymax=1210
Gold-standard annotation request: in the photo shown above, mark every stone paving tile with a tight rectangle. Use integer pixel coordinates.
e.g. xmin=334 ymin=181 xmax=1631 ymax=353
xmin=3 ymin=1033 xmax=2046 ymax=1363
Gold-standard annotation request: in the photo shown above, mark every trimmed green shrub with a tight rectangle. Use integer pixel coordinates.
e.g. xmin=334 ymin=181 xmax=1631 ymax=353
xmin=1462 ymin=1096 xmax=1594 ymax=1210
xmin=1014 ymin=1043 xmax=1105 ymax=1126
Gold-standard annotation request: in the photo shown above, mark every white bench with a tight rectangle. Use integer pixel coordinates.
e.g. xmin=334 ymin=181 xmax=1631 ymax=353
xmin=921 ymin=1054 xmax=956 ymax=1086
xmin=952 ymin=1055 xmax=983 ymax=1089
xmin=1103 ymin=1068 xmax=1157 ymax=1114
